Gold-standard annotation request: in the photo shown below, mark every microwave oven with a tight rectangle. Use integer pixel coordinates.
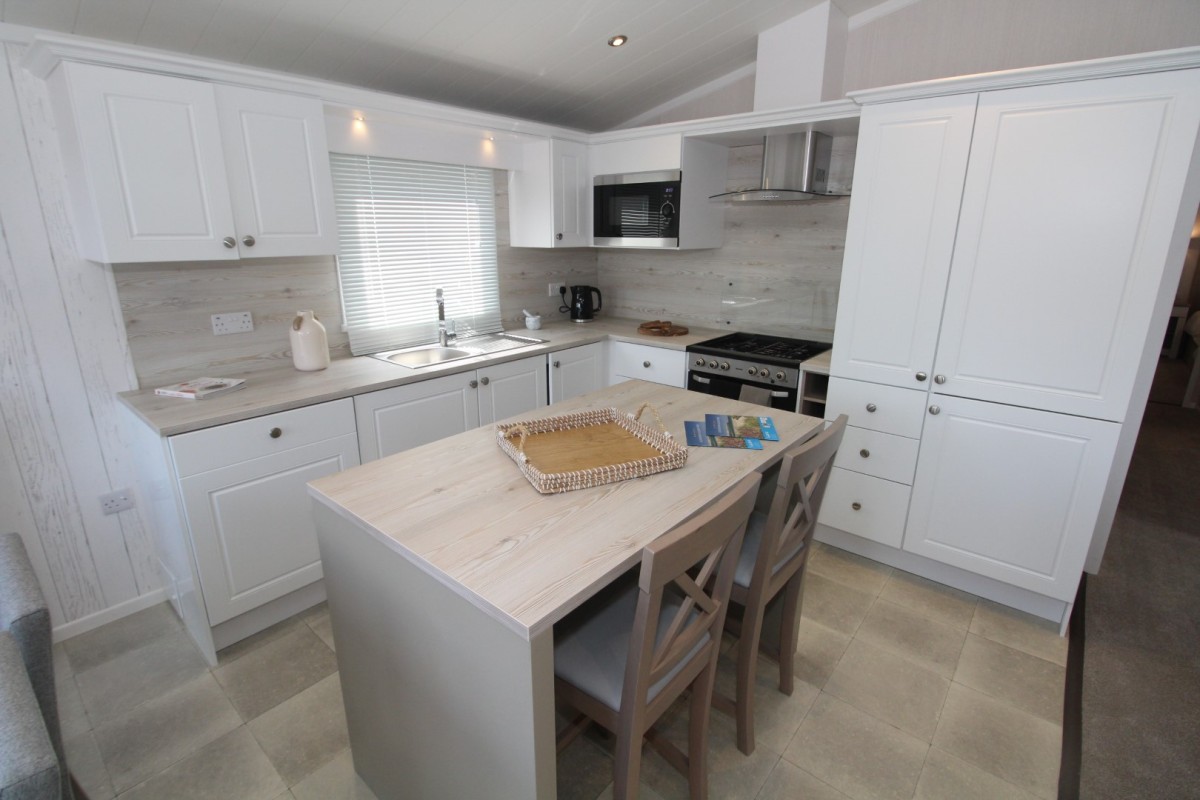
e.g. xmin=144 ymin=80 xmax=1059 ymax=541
xmin=593 ymin=170 xmax=680 ymax=248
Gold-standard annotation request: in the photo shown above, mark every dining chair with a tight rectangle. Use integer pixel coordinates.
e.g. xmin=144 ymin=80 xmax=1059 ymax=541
xmin=714 ymin=414 xmax=847 ymax=755
xmin=553 ymin=473 xmax=761 ymax=800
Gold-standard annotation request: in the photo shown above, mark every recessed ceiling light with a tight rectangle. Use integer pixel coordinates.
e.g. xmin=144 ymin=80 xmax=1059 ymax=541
xmin=608 ymin=34 xmax=628 ymax=47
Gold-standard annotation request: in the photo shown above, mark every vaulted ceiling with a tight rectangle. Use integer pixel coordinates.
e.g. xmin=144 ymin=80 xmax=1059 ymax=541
xmin=1 ymin=0 xmax=894 ymax=130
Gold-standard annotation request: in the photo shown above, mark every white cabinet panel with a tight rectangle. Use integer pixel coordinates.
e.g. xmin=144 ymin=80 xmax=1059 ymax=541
xmin=833 ymin=426 xmax=920 ymax=485
xmin=831 ymin=96 xmax=977 ymax=390
xmin=588 ymin=134 xmax=682 ymax=176
xmin=551 ymin=139 xmax=590 ymax=247
xmin=825 ymin=377 xmax=927 ymax=439
xmin=508 ymin=137 xmax=590 ymax=248
xmin=355 ymin=373 xmax=480 ymax=461
xmin=608 ymin=342 xmax=685 ymax=388
xmin=818 ymin=468 xmax=912 ymax=548
xmin=934 ymin=70 xmax=1200 ymax=420
xmin=904 ymin=396 xmax=1120 ymax=600
xmin=549 ymin=343 xmax=604 ymax=404
xmin=478 ymin=356 xmax=549 ymax=425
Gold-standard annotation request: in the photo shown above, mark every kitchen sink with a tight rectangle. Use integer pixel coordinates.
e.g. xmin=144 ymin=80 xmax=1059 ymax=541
xmin=371 ymin=332 xmax=547 ymax=369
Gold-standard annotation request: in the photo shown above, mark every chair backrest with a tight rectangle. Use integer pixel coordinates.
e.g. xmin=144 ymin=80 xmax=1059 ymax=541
xmin=621 ymin=473 xmax=760 ymax=710
xmin=753 ymin=415 xmax=847 ymax=588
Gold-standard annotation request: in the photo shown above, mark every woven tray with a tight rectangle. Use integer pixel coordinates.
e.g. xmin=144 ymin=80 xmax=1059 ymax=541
xmin=496 ymin=403 xmax=687 ymax=494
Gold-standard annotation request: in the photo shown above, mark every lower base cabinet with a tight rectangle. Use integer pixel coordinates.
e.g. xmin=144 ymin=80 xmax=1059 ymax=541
xmin=607 ymin=341 xmax=686 ymax=388
xmin=549 ymin=343 xmax=604 ymax=403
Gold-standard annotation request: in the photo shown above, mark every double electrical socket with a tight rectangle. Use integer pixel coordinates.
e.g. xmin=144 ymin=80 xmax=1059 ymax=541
xmin=99 ymin=489 xmax=134 ymax=515
xmin=547 ymin=281 xmax=566 ymax=297
xmin=211 ymin=311 xmax=254 ymax=335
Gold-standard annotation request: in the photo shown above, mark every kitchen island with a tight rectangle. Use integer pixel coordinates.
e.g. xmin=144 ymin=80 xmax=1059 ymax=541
xmin=307 ymin=380 xmax=824 ymax=799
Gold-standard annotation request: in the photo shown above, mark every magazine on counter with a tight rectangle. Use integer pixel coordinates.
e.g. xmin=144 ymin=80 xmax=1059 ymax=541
xmin=704 ymin=414 xmax=779 ymax=441
xmin=684 ymin=421 xmax=764 ymax=449
xmin=154 ymin=377 xmax=246 ymax=400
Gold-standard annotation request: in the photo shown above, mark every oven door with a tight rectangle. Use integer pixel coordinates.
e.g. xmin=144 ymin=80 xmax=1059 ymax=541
xmin=687 ymin=371 xmax=798 ymax=412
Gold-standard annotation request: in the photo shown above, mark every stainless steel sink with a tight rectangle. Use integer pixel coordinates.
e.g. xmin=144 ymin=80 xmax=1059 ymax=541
xmin=371 ymin=332 xmax=547 ymax=369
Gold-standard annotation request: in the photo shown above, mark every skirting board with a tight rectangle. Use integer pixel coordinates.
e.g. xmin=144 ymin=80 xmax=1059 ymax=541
xmin=51 ymin=587 xmax=168 ymax=643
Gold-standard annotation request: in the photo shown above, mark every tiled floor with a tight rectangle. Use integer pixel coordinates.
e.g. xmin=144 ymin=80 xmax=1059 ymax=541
xmin=55 ymin=541 xmax=1067 ymax=800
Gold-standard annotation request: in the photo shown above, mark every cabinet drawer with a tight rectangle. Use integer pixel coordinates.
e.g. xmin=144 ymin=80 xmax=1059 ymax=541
xmin=833 ymin=426 xmax=920 ymax=485
xmin=826 ymin=377 xmax=926 ymax=439
xmin=608 ymin=342 xmax=685 ymax=388
xmin=817 ymin=467 xmax=912 ymax=548
xmin=171 ymin=398 xmax=356 ymax=477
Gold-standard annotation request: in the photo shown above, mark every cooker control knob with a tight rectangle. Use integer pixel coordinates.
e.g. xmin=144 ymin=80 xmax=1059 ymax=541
xmin=775 ymin=371 xmax=786 ymax=381
xmin=719 ymin=362 xmax=730 ymax=371
xmin=694 ymin=358 xmax=705 ymax=367
xmin=708 ymin=360 xmax=718 ymax=369
xmin=749 ymin=367 xmax=761 ymax=377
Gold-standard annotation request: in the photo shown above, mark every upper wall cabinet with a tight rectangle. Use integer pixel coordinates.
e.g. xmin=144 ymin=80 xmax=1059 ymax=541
xmin=47 ymin=62 xmax=338 ymax=263
xmin=508 ymin=137 xmax=590 ymax=248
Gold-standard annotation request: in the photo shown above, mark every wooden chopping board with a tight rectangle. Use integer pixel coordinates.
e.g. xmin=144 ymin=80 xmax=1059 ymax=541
xmin=638 ymin=320 xmax=690 ymax=336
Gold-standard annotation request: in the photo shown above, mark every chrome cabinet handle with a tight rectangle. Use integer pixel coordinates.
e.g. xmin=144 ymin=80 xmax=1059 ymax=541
xmin=222 ymin=236 xmax=236 ymax=248
xmin=934 ymin=374 xmax=946 ymax=384
xmin=480 ymin=376 xmax=490 ymax=386
xmin=469 ymin=380 xmax=478 ymax=388
xmin=916 ymin=372 xmax=928 ymax=382
xmin=866 ymin=403 xmax=877 ymax=413
xmin=242 ymin=235 xmax=256 ymax=247
xmin=851 ymin=502 xmax=862 ymax=511
xmin=553 ymin=360 xmax=561 ymax=368
xmin=269 ymin=427 xmax=282 ymax=439
xmin=859 ymin=449 xmax=870 ymax=458
xmin=929 ymin=405 xmax=941 ymax=415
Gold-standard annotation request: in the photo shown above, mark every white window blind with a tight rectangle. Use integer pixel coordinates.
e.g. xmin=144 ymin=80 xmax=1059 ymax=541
xmin=330 ymin=153 xmax=501 ymax=355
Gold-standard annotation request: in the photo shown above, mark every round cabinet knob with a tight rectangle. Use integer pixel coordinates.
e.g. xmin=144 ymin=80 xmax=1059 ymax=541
xmin=929 ymin=405 xmax=941 ymax=415
xmin=269 ymin=427 xmax=282 ymax=439
xmin=222 ymin=236 xmax=236 ymax=248
xmin=851 ymin=502 xmax=862 ymax=511
xmin=719 ymin=362 xmax=730 ymax=371
xmin=916 ymin=372 xmax=928 ymax=382
xmin=934 ymin=374 xmax=946 ymax=384
xmin=555 ymin=232 xmax=563 ymax=240
xmin=643 ymin=361 xmax=651 ymax=368
xmin=480 ymin=376 xmax=490 ymax=385
xmin=469 ymin=379 xmax=478 ymax=388
xmin=242 ymin=235 xmax=256 ymax=247
xmin=859 ymin=448 xmax=870 ymax=458
xmin=553 ymin=360 xmax=561 ymax=368
xmin=866 ymin=403 xmax=877 ymax=413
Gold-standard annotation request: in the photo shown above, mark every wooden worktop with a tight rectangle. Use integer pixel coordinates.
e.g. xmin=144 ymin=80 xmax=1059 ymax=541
xmin=307 ymin=380 xmax=824 ymax=640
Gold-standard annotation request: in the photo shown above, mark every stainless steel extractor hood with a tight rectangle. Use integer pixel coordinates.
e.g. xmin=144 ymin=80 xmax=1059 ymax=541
xmin=711 ymin=130 xmax=846 ymax=202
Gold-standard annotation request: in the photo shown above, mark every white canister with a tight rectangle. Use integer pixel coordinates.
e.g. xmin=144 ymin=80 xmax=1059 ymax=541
xmin=290 ymin=310 xmax=330 ymax=371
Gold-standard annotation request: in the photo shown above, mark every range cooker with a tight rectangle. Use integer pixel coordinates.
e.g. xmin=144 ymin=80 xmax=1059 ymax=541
xmin=686 ymin=332 xmax=831 ymax=411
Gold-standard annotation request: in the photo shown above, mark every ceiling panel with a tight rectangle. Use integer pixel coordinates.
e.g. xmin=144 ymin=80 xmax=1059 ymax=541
xmin=4 ymin=0 xmax=895 ymax=130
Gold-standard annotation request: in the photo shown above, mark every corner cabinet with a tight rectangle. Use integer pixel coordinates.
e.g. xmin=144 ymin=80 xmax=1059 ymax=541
xmin=47 ymin=62 xmax=338 ymax=263
xmin=549 ymin=343 xmax=604 ymax=403
xmin=508 ymin=137 xmax=590 ymax=247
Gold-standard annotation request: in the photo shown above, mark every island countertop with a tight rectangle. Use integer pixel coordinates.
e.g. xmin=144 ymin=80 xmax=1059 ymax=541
xmin=307 ymin=380 xmax=824 ymax=639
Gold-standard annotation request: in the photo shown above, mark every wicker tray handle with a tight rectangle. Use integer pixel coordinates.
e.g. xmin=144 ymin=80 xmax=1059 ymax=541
xmin=504 ymin=404 xmax=668 ymax=453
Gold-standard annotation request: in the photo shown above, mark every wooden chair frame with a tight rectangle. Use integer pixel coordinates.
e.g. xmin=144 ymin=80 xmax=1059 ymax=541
xmin=555 ymin=473 xmax=760 ymax=799
xmin=713 ymin=415 xmax=847 ymax=754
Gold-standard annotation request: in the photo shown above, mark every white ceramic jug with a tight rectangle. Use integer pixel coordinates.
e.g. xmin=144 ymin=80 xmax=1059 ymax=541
xmin=290 ymin=310 xmax=330 ymax=371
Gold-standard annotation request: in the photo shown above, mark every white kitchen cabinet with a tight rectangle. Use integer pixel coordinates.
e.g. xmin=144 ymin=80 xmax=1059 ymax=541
xmin=607 ymin=341 xmax=686 ymax=388
xmin=588 ymin=134 xmax=684 ymax=175
xmin=48 ymin=62 xmax=337 ymax=263
xmin=356 ymin=355 xmax=547 ymax=461
xmin=508 ymin=137 xmax=590 ymax=247
xmin=903 ymin=396 xmax=1120 ymax=600
xmin=549 ymin=343 xmax=604 ymax=403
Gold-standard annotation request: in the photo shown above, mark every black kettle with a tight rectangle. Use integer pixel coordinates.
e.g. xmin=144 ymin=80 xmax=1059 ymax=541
xmin=569 ymin=285 xmax=602 ymax=323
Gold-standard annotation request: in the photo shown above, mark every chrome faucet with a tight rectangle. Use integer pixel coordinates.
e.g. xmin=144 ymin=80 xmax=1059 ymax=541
xmin=436 ymin=288 xmax=452 ymax=346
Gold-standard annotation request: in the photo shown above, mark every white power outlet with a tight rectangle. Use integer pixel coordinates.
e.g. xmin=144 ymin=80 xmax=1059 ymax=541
xmin=99 ymin=489 xmax=134 ymax=515
xmin=548 ymin=281 xmax=566 ymax=298
xmin=211 ymin=312 xmax=254 ymax=335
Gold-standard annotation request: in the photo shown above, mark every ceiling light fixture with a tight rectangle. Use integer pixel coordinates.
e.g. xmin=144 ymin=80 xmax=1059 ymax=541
xmin=608 ymin=34 xmax=628 ymax=47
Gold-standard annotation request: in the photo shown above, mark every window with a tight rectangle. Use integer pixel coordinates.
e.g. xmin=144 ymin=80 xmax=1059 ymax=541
xmin=330 ymin=153 xmax=502 ymax=355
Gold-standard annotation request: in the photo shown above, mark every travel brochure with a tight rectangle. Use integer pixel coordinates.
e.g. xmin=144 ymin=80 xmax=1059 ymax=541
xmin=154 ymin=377 xmax=247 ymax=400
xmin=684 ymin=414 xmax=779 ymax=449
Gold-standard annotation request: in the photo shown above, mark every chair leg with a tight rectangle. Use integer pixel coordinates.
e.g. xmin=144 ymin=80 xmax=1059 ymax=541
xmin=735 ymin=599 xmax=766 ymax=756
xmin=777 ymin=573 xmax=805 ymax=696
xmin=689 ymin=662 xmax=718 ymax=800
xmin=613 ymin=718 xmax=642 ymax=800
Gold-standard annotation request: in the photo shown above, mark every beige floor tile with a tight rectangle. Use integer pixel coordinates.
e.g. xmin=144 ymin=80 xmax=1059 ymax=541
xmin=57 ymin=671 xmax=91 ymax=739
xmin=915 ymin=748 xmax=1041 ymax=800
xmin=94 ymin=674 xmax=241 ymax=794
xmin=64 ymin=730 xmax=115 ymax=800
xmin=807 ymin=545 xmax=893 ymax=595
xmin=594 ymin=782 xmax=668 ymax=800
xmin=214 ymin=625 xmax=338 ymax=721
xmin=248 ymin=673 xmax=349 ymax=786
xmin=784 ymin=693 xmax=928 ymax=800
xmin=799 ymin=573 xmax=876 ymax=636
xmin=932 ymin=684 xmax=1061 ymax=800
xmin=557 ymin=734 xmax=616 ymax=800
xmin=713 ymin=645 xmax=820 ymax=754
xmin=76 ymin=629 xmax=209 ymax=725
xmin=308 ymin=612 xmax=337 ymax=653
xmin=791 ymin=617 xmax=851 ymax=690
xmin=117 ymin=727 xmax=286 ymax=800
xmin=215 ymin=615 xmax=307 ymax=667
xmin=823 ymin=639 xmax=950 ymax=742
xmin=757 ymin=759 xmax=851 ymax=800
xmin=854 ymin=599 xmax=967 ymax=678
xmin=969 ymin=600 xmax=1068 ymax=666
xmin=288 ymin=748 xmax=380 ymax=800
xmin=953 ymin=634 xmax=1065 ymax=725
xmin=63 ymin=603 xmax=183 ymax=673
xmin=878 ymin=570 xmax=978 ymax=629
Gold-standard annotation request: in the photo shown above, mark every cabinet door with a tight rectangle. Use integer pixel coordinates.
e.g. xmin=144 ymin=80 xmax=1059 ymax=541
xmin=355 ymin=373 xmax=480 ymax=461
xmin=831 ymin=96 xmax=977 ymax=389
xmin=478 ymin=356 xmax=548 ymax=424
xmin=933 ymin=70 xmax=1200 ymax=420
xmin=551 ymin=139 xmax=590 ymax=247
xmin=216 ymin=86 xmax=339 ymax=258
xmin=179 ymin=432 xmax=359 ymax=625
xmin=549 ymin=343 xmax=604 ymax=403
xmin=904 ymin=396 xmax=1119 ymax=600
xmin=56 ymin=62 xmax=237 ymax=263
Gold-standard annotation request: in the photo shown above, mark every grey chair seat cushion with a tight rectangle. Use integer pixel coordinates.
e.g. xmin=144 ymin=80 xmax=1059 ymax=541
xmin=554 ymin=572 xmax=709 ymax=711
xmin=733 ymin=511 xmax=806 ymax=589
xmin=0 ymin=631 xmax=60 ymax=800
